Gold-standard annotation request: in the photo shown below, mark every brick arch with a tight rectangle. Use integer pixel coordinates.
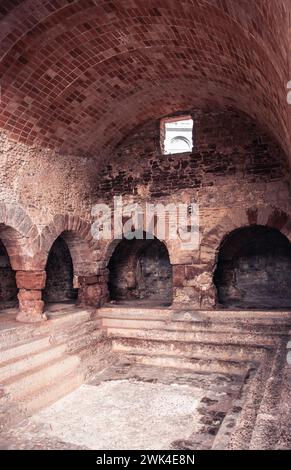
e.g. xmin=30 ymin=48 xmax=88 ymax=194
xmin=265 ymin=208 xmax=291 ymax=241
xmin=39 ymin=214 xmax=98 ymax=275
xmin=101 ymin=230 xmax=174 ymax=269
xmin=212 ymin=219 xmax=291 ymax=309
xmin=201 ymin=206 xmax=291 ymax=273
xmin=106 ymin=230 xmax=173 ymax=304
xmin=246 ymin=206 xmax=291 ymax=242
xmin=200 ymin=212 xmax=248 ymax=269
xmin=0 ymin=203 xmax=38 ymax=270
xmin=198 ymin=207 xmax=291 ymax=308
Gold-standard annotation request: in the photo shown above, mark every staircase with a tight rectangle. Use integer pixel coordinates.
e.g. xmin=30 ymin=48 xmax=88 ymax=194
xmin=97 ymin=305 xmax=291 ymax=449
xmin=0 ymin=307 xmax=110 ymax=430
xmin=97 ymin=306 xmax=290 ymax=376
xmin=1 ymin=305 xmax=290 ymax=449
xmin=0 ymin=336 xmax=83 ymax=414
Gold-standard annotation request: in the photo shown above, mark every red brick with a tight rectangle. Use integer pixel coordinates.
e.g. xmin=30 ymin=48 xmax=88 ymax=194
xmin=172 ymin=265 xmax=186 ymax=288
xmin=16 ymin=271 xmax=46 ymax=290
xmin=0 ymin=1 xmax=288 ymax=159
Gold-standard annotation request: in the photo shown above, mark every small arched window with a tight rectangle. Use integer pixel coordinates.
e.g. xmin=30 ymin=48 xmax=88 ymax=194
xmin=161 ymin=115 xmax=193 ymax=155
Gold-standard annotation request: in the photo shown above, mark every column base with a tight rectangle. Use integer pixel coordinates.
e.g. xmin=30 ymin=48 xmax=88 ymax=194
xmin=16 ymin=310 xmax=47 ymax=323
xmin=76 ymin=274 xmax=109 ymax=307
xmin=16 ymin=297 xmax=47 ymax=323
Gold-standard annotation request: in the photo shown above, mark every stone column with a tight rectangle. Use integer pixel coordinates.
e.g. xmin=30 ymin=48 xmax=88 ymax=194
xmin=76 ymin=271 xmax=109 ymax=308
xmin=16 ymin=271 xmax=47 ymax=322
xmin=172 ymin=264 xmax=216 ymax=308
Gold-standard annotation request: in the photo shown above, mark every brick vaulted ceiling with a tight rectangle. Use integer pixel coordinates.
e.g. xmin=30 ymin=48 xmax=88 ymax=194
xmin=0 ymin=0 xmax=290 ymax=160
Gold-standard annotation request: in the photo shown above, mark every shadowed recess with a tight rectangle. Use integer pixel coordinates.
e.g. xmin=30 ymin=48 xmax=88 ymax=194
xmin=214 ymin=225 xmax=291 ymax=309
xmin=43 ymin=236 xmax=78 ymax=304
xmin=108 ymin=235 xmax=173 ymax=306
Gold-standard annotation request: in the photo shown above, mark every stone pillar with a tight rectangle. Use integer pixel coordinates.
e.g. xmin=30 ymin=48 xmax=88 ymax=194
xmin=76 ymin=271 xmax=109 ymax=308
xmin=172 ymin=264 xmax=200 ymax=307
xmin=16 ymin=271 xmax=47 ymax=323
xmin=172 ymin=264 xmax=216 ymax=308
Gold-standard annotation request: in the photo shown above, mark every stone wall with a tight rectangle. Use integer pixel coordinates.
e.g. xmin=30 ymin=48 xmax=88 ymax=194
xmin=97 ymin=109 xmax=288 ymax=198
xmin=0 ymin=132 xmax=97 ymax=225
xmin=0 ymin=108 xmax=290 ymax=316
xmin=96 ymin=108 xmax=291 ymax=309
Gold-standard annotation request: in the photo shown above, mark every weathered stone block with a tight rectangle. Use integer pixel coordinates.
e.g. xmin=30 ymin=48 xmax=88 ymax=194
xmin=16 ymin=271 xmax=46 ymax=290
xmin=172 ymin=265 xmax=186 ymax=287
xmin=16 ymin=299 xmax=46 ymax=323
xmin=185 ymin=265 xmax=200 ymax=280
xmin=200 ymin=290 xmax=216 ymax=308
xmin=199 ymin=245 xmax=216 ymax=265
xmin=173 ymin=287 xmax=200 ymax=307
xmin=18 ymin=289 xmax=42 ymax=301
xmin=78 ymin=283 xmax=103 ymax=307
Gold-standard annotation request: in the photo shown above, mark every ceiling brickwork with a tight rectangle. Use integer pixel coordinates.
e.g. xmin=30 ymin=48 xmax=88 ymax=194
xmin=0 ymin=0 xmax=289 ymax=158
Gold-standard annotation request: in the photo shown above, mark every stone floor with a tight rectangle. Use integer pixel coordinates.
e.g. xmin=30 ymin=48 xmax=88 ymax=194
xmin=0 ymin=363 xmax=244 ymax=450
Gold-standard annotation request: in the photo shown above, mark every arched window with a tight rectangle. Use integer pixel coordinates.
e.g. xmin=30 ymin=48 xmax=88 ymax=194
xmin=170 ymin=136 xmax=191 ymax=153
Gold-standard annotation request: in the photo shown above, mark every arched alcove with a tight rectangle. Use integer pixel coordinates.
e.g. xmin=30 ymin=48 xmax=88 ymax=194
xmin=43 ymin=236 xmax=78 ymax=304
xmin=0 ymin=239 xmax=18 ymax=310
xmin=108 ymin=234 xmax=173 ymax=306
xmin=214 ymin=225 xmax=291 ymax=309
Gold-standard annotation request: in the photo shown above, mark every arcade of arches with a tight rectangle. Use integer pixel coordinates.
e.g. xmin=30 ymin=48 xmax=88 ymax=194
xmin=0 ymin=0 xmax=291 ymax=452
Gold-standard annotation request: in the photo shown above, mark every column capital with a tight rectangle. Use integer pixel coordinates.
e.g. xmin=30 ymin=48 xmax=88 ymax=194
xmin=16 ymin=270 xmax=46 ymax=290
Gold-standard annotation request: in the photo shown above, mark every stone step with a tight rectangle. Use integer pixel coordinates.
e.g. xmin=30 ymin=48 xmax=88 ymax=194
xmin=0 ymin=343 xmax=68 ymax=382
xmin=107 ymin=327 xmax=277 ymax=348
xmin=52 ymin=318 xmax=101 ymax=345
xmin=66 ymin=329 xmax=104 ymax=355
xmin=100 ymin=316 xmax=290 ymax=334
xmin=249 ymin=344 xmax=286 ymax=450
xmin=121 ymin=352 xmax=251 ymax=375
xmin=0 ymin=325 xmax=41 ymax=350
xmin=21 ymin=371 xmax=84 ymax=415
xmin=226 ymin=350 xmax=275 ymax=449
xmin=98 ymin=307 xmax=291 ymax=323
xmin=112 ymin=338 xmax=267 ymax=362
xmin=3 ymin=355 xmax=81 ymax=400
xmin=0 ymin=336 xmax=51 ymax=364
xmin=98 ymin=307 xmax=173 ymax=319
xmin=0 ymin=308 xmax=94 ymax=348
